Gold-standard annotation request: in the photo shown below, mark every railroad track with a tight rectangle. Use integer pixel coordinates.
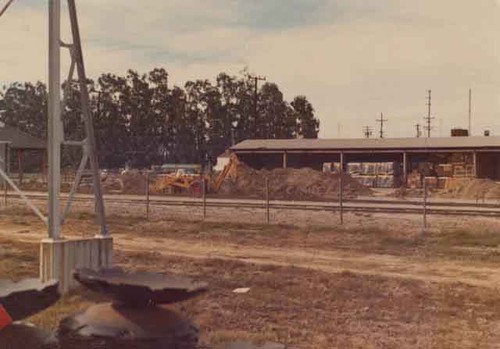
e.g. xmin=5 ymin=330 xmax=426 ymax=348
xmin=4 ymin=193 xmax=500 ymax=218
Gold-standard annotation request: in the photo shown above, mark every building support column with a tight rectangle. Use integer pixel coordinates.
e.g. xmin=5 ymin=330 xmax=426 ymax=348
xmin=283 ymin=151 xmax=288 ymax=169
xmin=403 ymin=151 xmax=408 ymax=187
xmin=473 ymin=151 xmax=478 ymax=178
xmin=340 ymin=152 xmax=345 ymax=172
xmin=17 ymin=149 xmax=23 ymax=186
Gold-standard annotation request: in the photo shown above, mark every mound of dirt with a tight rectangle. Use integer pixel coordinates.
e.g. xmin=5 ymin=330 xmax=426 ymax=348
xmin=218 ymin=163 xmax=372 ymax=201
xmin=100 ymin=170 xmax=146 ymax=195
xmin=441 ymin=178 xmax=500 ymax=200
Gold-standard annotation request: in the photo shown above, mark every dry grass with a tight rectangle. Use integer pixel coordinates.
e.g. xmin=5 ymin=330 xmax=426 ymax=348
xmin=3 ymin=207 xmax=500 ymax=347
xmin=115 ymin=251 xmax=500 ymax=348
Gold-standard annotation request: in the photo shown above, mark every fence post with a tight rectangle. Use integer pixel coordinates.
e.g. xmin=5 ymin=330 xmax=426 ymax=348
xmin=423 ymin=176 xmax=427 ymax=232
xmin=339 ymin=171 xmax=344 ymax=225
xmin=339 ymin=152 xmax=344 ymax=225
xmin=202 ymin=178 xmax=207 ymax=220
xmin=265 ymin=177 xmax=270 ymax=224
xmin=146 ymin=172 xmax=150 ymax=220
xmin=3 ymin=182 xmax=6 ymax=207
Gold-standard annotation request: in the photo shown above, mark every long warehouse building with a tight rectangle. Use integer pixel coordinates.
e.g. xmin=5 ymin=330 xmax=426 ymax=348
xmin=230 ymin=136 xmax=500 ymax=187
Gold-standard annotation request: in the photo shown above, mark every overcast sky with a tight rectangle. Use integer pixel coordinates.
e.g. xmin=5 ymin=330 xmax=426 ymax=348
xmin=1 ymin=0 xmax=500 ymax=138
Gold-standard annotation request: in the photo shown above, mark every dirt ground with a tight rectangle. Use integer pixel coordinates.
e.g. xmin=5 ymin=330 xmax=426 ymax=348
xmin=3 ymin=204 xmax=500 ymax=348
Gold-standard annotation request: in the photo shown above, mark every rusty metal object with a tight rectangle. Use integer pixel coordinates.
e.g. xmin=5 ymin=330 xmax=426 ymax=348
xmin=74 ymin=267 xmax=208 ymax=306
xmin=58 ymin=302 xmax=199 ymax=348
xmin=224 ymin=342 xmax=298 ymax=349
xmin=0 ymin=323 xmax=57 ymax=349
xmin=0 ymin=279 xmax=59 ymax=321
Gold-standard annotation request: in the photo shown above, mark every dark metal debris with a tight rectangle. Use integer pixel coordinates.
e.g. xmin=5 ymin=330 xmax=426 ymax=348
xmin=0 ymin=279 xmax=59 ymax=321
xmin=58 ymin=302 xmax=199 ymax=348
xmin=74 ymin=267 xmax=208 ymax=306
xmin=0 ymin=323 xmax=58 ymax=349
xmin=224 ymin=342 xmax=298 ymax=349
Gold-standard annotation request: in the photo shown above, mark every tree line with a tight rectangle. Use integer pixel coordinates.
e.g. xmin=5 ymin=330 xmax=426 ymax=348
xmin=0 ymin=68 xmax=320 ymax=169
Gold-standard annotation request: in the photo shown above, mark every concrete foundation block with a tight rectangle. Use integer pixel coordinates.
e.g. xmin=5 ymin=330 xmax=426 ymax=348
xmin=40 ymin=236 xmax=113 ymax=293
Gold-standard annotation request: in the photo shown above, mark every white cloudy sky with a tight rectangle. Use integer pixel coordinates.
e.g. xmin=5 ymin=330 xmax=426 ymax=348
xmin=1 ymin=0 xmax=500 ymax=138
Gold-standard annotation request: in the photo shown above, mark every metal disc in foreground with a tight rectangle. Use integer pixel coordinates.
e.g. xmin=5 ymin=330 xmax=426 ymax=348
xmin=58 ymin=302 xmax=199 ymax=349
xmin=74 ymin=267 xmax=208 ymax=306
xmin=0 ymin=279 xmax=59 ymax=321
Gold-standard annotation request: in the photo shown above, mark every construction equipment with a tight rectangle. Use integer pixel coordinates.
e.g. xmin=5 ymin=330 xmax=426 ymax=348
xmin=150 ymin=165 xmax=205 ymax=197
xmin=151 ymin=173 xmax=199 ymax=194
xmin=150 ymin=154 xmax=241 ymax=196
xmin=210 ymin=153 xmax=240 ymax=193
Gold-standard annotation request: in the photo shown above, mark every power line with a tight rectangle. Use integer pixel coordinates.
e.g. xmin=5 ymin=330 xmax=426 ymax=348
xmin=362 ymin=126 xmax=373 ymax=139
xmin=376 ymin=112 xmax=388 ymax=138
xmin=423 ymin=90 xmax=434 ymax=138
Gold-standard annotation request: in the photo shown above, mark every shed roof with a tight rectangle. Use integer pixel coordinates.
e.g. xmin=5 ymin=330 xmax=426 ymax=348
xmin=231 ymin=137 xmax=500 ymax=152
xmin=0 ymin=126 xmax=46 ymax=150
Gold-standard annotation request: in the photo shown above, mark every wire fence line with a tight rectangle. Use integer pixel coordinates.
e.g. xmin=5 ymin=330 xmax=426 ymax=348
xmin=2 ymin=172 xmax=500 ymax=230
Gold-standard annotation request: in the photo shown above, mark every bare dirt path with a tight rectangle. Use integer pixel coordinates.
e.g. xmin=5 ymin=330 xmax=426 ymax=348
xmin=115 ymin=234 xmax=500 ymax=289
xmin=2 ymin=218 xmax=500 ymax=290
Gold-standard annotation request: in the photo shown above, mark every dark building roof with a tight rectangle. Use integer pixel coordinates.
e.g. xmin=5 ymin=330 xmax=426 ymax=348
xmin=0 ymin=126 xmax=46 ymax=150
xmin=231 ymin=137 xmax=500 ymax=152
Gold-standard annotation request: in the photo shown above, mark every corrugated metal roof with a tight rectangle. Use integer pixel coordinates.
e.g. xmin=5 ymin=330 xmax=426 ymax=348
xmin=0 ymin=126 xmax=45 ymax=150
xmin=231 ymin=136 xmax=500 ymax=151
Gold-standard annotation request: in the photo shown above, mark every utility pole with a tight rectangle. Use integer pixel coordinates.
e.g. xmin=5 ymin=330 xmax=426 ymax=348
xmin=415 ymin=123 xmax=422 ymax=138
xmin=376 ymin=112 xmax=388 ymax=138
xmin=363 ymin=126 xmax=373 ymax=139
xmin=424 ymin=90 xmax=434 ymax=137
xmin=468 ymin=88 xmax=472 ymax=136
xmin=247 ymin=74 xmax=266 ymax=137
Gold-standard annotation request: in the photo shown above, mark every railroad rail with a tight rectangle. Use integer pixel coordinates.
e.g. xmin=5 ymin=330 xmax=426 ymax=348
xmin=4 ymin=192 xmax=500 ymax=218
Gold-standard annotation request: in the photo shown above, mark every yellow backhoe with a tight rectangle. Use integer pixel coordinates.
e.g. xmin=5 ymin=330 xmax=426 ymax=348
xmin=149 ymin=154 xmax=241 ymax=196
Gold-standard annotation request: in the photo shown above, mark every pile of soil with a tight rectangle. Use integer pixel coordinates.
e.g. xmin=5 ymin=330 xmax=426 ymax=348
xmin=218 ymin=163 xmax=372 ymax=201
xmin=101 ymin=170 xmax=146 ymax=195
xmin=440 ymin=178 xmax=500 ymax=200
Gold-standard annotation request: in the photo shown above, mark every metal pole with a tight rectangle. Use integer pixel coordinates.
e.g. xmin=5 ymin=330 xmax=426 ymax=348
xmin=0 ymin=167 xmax=47 ymax=223
xmin=469 ymin=88 xmax=472 ymax=136
xmin=0 ymin=0 xmax=15 ymax=17
xmin=61 ymin=150 xmax=88 ymax=224
xmin=48 ymin=0 xmax=62 ymax=240
xmin=339 ymin=152 xmax=344 ymax=225
xmin=146 ymin=172 xmax=150 ymax=220
xmin=425 ymin=90 xmax=433 ymax=138
xmin=423 ymin=176 xmax=428 ymax=231
xmin=67 ymin=0 xmax=107 ymax=236
xmin=265 ymin=177 xmax=270 ymax=224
